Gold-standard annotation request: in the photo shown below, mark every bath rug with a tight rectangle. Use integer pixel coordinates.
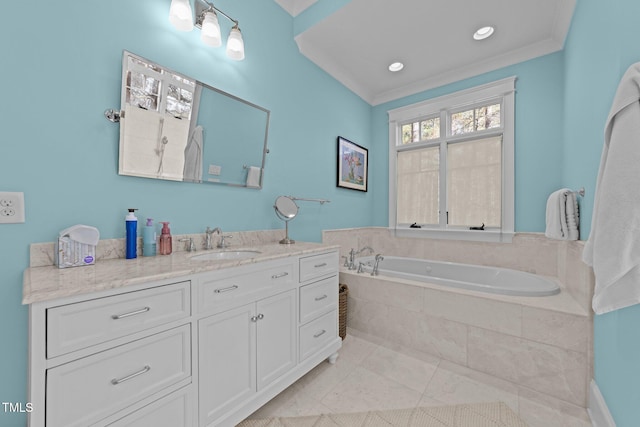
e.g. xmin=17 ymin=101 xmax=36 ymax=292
xmin=237 ymin=401 xmax=528 ymax=427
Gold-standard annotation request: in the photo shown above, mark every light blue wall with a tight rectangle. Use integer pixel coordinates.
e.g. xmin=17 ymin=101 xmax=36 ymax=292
xmin=0 ymin=1 xmax=373 ymax=425
xmin=3 ymin=1 xmax=640 ymax=426
xmin=563 ymin=0 xmax=640 ymax=425
xmin=370 ymin=52 xmax=566 ymax=231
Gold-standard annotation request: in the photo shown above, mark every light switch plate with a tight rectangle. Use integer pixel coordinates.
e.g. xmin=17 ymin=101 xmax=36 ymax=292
xmin=0 ymin=192 xmax=25 ymax=223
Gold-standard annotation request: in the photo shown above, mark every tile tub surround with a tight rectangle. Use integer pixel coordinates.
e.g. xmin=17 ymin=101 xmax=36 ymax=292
xmin=322 ymin=227 xmax=594 ymax=313
xmin=323 ymin=227 xmax=593 ymax=414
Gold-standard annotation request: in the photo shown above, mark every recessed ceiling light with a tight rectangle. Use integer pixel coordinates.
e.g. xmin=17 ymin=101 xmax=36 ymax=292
xmin=473 ymin=26 xmax=495 ymax=41
xmin=388 ymin=62 xmax=404 ymax=72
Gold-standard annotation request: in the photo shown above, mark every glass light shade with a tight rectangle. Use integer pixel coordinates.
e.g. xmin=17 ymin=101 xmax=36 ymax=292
xmin=226 ymin=27 xmax=245 ymax=61
xmin=201 ymin=11 xmax=222 ymax=47
xmin=169 ymin=0 xmax=194 ymax=31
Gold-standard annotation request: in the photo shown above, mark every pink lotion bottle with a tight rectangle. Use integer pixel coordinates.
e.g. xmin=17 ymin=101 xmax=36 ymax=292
xmin=159 ymin=222 xmax=172 ymax=255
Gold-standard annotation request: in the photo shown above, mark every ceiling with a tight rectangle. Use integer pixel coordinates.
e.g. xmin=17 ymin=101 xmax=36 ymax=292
xmin=274 ymin=0 xmax=576 ymax=105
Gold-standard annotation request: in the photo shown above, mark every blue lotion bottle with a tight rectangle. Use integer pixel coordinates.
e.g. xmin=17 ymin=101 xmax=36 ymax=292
xmin=142 ymin=218 xmax=157 ymax=256
xmin=125 ymin=209 xmax=138 ymax=259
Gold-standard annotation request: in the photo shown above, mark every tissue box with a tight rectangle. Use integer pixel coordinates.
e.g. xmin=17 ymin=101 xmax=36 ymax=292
xmin=55 ymin=225 xmax=100 ymax=268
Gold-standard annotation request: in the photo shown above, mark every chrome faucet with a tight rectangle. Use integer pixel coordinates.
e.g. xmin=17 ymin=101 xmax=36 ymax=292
xmin=344 ymin=246 xmax=374 ymax=270
xmin=218 ymin=233 xmax=232 ymax=249
xmin=179 ymin=237 xmax=196 ymax=252
xmin=205 ymin=227 xmax=220 ymax=250
xmin=371 ymin=254 xmax=384 ymax=276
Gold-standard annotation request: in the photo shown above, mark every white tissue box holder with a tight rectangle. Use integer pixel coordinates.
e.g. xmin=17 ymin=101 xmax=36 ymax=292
xmin=55 ymin=225 xmax=99 ymax=268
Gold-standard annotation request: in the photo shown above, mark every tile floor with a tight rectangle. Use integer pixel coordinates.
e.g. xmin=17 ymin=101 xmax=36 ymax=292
xmin=245 ymin=330 xmax=592 ymax=427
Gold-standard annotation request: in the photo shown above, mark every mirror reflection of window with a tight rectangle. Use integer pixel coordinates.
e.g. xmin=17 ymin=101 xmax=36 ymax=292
xmin=118 ymin=51 xmax=270 ymax=188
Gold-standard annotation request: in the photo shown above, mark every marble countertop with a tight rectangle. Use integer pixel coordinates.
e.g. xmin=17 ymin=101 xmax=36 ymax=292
xmin=23 ymin=242 xmax=339 ymax=305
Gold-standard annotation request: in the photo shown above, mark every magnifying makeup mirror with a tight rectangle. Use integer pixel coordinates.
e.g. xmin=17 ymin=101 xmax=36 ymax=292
xmin=274 ymin=196 xmax=299 ymax=244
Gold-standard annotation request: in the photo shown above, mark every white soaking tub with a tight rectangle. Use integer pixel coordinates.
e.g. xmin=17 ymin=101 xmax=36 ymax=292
xmin=355 ymin=255 xmax=560 ymax=297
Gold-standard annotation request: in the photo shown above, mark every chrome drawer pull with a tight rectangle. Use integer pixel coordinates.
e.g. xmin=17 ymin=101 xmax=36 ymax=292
xmin=111 ymin=365 xmax=151 ymax=385
xmin=313 ymin=329 xmax=327 ymax=338
xmin=314 ymin=263 xmax=327 ymax=268
xmin=111 ymin=307 xmax=150 ymax=320
xmin=314 ymin=294 xmax=328 ymax=301
xmin=271 ymin=272 xmax=289 ymax=279
xmin=251 ymin=313 xmax=265 ymax=322
xmin=214 ymin=285 xmax=239 ymax=294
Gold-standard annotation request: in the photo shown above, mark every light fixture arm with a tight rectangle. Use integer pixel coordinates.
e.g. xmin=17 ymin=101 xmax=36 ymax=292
xmin=196 ymin=0 xmax=238 ymax=28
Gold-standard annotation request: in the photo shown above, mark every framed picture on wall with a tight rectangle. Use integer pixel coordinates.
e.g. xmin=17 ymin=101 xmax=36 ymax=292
xmin=337 ymin=136 xmax=368 ymax=192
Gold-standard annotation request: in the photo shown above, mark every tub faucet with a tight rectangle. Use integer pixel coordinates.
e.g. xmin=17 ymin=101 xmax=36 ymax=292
xmin=371 ymin=254 xmax=384 ymax=276
xmin=345 ymin=246 xmax=374 ymax=270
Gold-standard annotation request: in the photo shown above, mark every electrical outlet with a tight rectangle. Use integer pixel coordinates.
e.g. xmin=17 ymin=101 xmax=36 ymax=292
xmin=0 ymin=192 xmax=25 ymax=223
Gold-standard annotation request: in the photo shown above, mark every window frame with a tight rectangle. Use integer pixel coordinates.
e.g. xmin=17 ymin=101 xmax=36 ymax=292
xmin=388 ymin=77 xmax=516 ymax=243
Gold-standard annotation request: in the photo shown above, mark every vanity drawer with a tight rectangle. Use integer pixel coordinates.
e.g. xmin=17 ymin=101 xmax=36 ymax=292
xmin=299 ymin=309 xmax=337 ymax=362
xmin=299 ymin=276 xmax=338 ymax=324
xmin=47 ymin=281 xmax=191 ymax=358
xmin=106 ymin=385 xmax=192 ymax=427
xmin=299 ymin=251 xmax=338 ymax=283
xmin=46 ymin=324 xmax=191 ymax=427
xmin=198 ymin=261 xmax=294 ymax=312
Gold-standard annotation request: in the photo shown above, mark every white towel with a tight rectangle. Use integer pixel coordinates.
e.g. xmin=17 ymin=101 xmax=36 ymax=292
xmin=183 ymin=125 xmax=203 ymax=182
xmin=246 ymin=166 xmax=261 ymax=188
xmin=566 ymin=191 xmax=580 ymax=241
xmin=545 ymin=189 xmax=579 ymax=240
xmin=583 ymin=62 xmax=640 ymax=314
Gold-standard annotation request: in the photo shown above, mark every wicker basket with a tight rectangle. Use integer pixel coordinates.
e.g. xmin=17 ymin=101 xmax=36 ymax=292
xmin=338 ymin=284 xmax=349 ymax=340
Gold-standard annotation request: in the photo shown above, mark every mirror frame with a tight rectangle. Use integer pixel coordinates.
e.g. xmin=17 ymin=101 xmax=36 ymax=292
xmin=117 ymin=51 xmax=270 ymax=189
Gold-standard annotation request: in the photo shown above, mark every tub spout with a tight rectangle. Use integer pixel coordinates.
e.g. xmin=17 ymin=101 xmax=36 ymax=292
xmin=347 ymin=246 xmax=374 ymax=270
xmin=371 ymin=254 xmax=384 ymax=276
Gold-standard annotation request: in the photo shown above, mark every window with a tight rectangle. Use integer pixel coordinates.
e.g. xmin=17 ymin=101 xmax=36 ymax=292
xmin=388 ymin=78 xmax=515 ymax=242
xmin=125 ymin=56 xmax=195 ymax=120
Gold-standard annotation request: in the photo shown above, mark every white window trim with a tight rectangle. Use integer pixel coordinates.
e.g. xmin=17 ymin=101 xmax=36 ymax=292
xmin=388 ymin=77 xmax=516 ymax=243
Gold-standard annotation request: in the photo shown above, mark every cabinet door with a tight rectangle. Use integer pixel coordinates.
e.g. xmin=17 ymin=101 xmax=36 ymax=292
xmin=256 ymin=290 xmax=296 ymax=390
xmin=198 ymin=304 xmax=255 ymax=426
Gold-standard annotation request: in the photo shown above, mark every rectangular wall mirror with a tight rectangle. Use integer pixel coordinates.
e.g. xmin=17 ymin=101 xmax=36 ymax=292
xmin=117 ymin=51 xmax=270 ymax=188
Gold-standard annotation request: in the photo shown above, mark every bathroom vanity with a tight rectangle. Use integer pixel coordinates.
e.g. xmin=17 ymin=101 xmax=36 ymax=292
xmin=23 ymin=242 xmax=340 ymax=427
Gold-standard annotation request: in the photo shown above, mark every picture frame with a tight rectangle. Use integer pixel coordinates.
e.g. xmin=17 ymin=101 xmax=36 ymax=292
xmin=337 ymin=136 xmax=368 ymax=192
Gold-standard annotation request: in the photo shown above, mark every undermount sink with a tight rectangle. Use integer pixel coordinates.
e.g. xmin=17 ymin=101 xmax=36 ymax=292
xmin=189 ymin=250 xmax=261 ymax=261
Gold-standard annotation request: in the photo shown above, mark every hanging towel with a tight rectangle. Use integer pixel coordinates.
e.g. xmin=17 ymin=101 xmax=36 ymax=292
xmin=545 ymin=189 xmax=579 ymax=240
xmin=183 ymin=125 xmax=203 ymax=182
xmin=246 ymin=166 xmax=262 ymax=188
xmin=583 ymin=62 xmax=640 ymax=314
xmin=566 ymin=191 xmax=580 ymax=241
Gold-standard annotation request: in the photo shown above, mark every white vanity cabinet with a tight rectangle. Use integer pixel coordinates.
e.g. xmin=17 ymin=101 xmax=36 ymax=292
xmin=198 ymin=289 xmax=296 ymax=426
xmin=28 ymin=279 xmax=194 ymax=427
xmin=27 ymin=246 xmax=340 ymax=427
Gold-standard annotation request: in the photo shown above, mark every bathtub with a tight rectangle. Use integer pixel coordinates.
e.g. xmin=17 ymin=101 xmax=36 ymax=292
xmin=355 ymin=255 xmax=560 ymax=297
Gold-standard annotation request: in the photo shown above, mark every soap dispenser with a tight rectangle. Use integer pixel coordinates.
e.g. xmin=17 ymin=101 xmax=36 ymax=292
xmin=142 ymin=218 xmax=157 ymax=256
xmin=159 ymin=222 xmax=172 ymax=255
xmin=125 ymin=209 xmax=138 ymax=259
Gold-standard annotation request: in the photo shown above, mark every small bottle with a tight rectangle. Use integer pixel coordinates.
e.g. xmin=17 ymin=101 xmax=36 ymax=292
xmin=159 ymin=222 xmax=172 ymax=255
xmin=125 ymin=209 xmax=138 ymax=259
xmin=142 ymin=218 xmax=157 ymax=257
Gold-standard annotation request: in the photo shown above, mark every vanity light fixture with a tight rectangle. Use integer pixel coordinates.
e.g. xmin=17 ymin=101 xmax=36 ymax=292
xmin=169 ymin=0 xmax=245 ymax=61
xmin=473 ymin=26 xmax=495 ymax=41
